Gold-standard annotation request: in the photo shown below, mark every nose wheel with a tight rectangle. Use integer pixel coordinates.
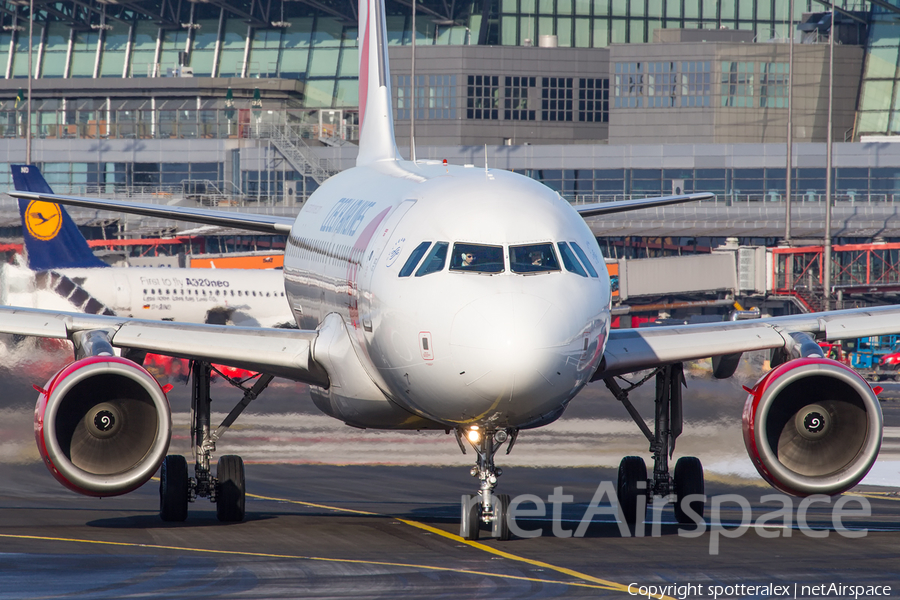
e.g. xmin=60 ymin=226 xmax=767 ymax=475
xmin=456 ymin=427 xmax=516 ymax=541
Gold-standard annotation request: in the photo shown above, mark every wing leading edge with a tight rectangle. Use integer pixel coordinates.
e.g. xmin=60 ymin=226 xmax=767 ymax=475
xmin=8 ymin=190 xmax=295 ymax=235
xmin=575 ymin=192 xmax=714 ymax=218
xmin=597 ymin=305 xmax=900 ymax=378
xmin=0 ymin=306 xmax=328 ymax=386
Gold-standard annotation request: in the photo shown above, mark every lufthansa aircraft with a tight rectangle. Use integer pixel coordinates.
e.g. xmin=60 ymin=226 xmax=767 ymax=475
xmin=4 ymin=0 xmax=900 ymax=540
xmin=10 ymin=174 xmax=293 ymax=329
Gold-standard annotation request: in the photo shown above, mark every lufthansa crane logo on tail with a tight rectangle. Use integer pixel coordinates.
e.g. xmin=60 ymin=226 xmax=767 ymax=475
xmin=25 ymin=200 xmax=62 ymax=241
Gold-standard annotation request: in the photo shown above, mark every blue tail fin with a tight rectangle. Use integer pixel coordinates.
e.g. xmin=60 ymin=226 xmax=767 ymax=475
xmin=12 ymin=164 xmax=109 ymax=270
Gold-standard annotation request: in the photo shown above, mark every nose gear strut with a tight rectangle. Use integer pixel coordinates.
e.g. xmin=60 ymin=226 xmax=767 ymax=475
xmin=456 ymin=427 xmax=517 ymax=541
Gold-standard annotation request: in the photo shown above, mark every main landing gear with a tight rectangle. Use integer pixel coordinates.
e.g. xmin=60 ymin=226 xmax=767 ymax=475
xmin=604 ymin=363 xmax=705 ymax=534
xmin=159 ymin=361 xmax=274 ymax=523
xmin=457 ymin=426 xmax=518 ymax=541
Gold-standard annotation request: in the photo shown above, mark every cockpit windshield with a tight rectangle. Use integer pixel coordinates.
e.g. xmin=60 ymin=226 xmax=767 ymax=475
xmin=510 ymin=243 xmax=561 ymax=274
xmin=449 ymin=243 xmax=505 ymax=274
xmin=415 ymin=242 xmax=449 ymax=276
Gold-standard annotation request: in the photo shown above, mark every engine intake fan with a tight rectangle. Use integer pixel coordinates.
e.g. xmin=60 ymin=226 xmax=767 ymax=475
xmin=35 ymin=356 xmax=172 ymax=497
xmin=742 ymin=357 xmax=882 ymax=497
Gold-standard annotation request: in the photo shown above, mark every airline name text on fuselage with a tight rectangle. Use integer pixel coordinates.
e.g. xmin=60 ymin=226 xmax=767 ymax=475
xmin=140 ymin=276 xmax=231 ymax=288
xmin=319 ymin=197 xmax=377 ymax=236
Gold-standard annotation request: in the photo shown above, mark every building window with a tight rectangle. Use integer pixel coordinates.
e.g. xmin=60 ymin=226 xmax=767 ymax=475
xmin=760 ymin=62 xmax=789 ymax=108
xmin=395 ymin=74 xmax=412 ymax=120
xmin=721 ymin=61 xmax=755 ymax=108
xmin=467 ymin=75 xmax=499 ymax=119
xmin=579 ymin=78 xmax=608 ymax=122
xmin=647 ymin=62 xmax=677 ymax=108
xmin=542 ymin=77 xmax=573 ymax=121
xmin=680 ymin=61 xmax=711 ymax=107
xmin=428 ymin=75 xmax=457 ymax=119
xmin=614 ymin=62 xmax=643 ymax=108
xmin=505 ymin=76 xmax=536 ymax=121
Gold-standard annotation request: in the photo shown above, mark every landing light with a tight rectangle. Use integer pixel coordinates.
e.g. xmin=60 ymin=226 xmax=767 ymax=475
xmin=467 ymin=428 xmax=481 ymax=443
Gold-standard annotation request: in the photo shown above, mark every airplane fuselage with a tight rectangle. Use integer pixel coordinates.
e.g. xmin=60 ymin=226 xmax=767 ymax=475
xmin=4 ymin=265 xmax=292 ymax=328
xmin=283 ymin=159 xmax=611 ymax=430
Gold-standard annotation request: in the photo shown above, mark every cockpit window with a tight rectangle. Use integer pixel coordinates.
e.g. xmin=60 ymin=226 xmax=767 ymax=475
xmin=557 ymin=242 xmax=588 ymax=277
xmin=415 ymin=242 xmax=449 ymax=277
xmin=510 ymin=243 xmax=561 ymax=274
xmin=450 ymin=243 xmax=505 ymax=274
xmin=569 ymin=242 xmax=599 ymax=277
xmin=399 ymin=241 xmax=431 ymax=277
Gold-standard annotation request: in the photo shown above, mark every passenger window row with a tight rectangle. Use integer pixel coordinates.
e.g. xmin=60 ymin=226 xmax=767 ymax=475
xmin=398 ymin=241 xmax=600 ymax=278
xmin=144 ymin=288 xmax=285 ymax=297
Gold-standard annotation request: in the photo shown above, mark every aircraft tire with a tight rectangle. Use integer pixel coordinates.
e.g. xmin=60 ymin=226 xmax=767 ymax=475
xmin=673 ymin=456 xmax=705 ymax=524
xmin=617 ymin=455 xmax=647 ymax=536
xmin=460 ymin=494 xmax=480 ymax=540
xmin=159 ymin=454 xmax=189 ymax=522
xmin=492 ymin=493 xmax=511 ymax=541
xmin=216 ymin=455 xmax=246 ymax=522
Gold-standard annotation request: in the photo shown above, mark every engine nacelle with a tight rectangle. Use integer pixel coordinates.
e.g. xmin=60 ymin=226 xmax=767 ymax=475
xmin=34 ymin=356 xmax=172 ymax=497
xmin=742 ymin=357 xmax=882 ymax=496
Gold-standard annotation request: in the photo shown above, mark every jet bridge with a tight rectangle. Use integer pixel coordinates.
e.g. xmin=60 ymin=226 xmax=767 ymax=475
xmin=613 ymin=252 xmax=739 ymax=301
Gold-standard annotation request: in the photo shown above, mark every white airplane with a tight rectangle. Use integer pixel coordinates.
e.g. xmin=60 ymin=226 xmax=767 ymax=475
xmin=3 ymin=0 xmax=898 ymax=540
xmin=8 ymin=177 xmax=293 ymax=329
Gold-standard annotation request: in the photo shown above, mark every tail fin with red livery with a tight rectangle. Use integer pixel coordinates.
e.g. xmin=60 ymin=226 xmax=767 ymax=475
xmin=356 ymin=0 xmax=402 ymax=166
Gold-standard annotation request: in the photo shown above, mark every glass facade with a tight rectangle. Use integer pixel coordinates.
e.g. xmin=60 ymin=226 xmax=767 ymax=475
xmin=858 ymin=5 xmax=900 ymax=137
xmin=526 ymin=167 xmax=900 ymax=202
xmin=0 ymin=0 xmax=863 ymax=110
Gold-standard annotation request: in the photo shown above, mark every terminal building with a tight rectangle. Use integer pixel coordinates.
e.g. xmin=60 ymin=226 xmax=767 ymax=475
xmin=1 ymin=0 xmax=900 ymax=317
xmin=0 ymin=0 xmax=895 ymax=203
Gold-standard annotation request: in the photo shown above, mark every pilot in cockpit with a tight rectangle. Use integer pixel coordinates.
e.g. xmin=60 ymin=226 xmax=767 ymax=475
xmin=461 ymin=252 xmax=475 ymax=267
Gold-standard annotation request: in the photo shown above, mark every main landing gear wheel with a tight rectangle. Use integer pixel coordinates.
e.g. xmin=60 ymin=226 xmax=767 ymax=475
xmin=159 ymin=454 xmax=189 ymax=522
xmin=492 ymin=494 xmax=511 ymax=541
xmin=460 ymin=494 xmax=481 ymax=540
xmin=617 ymin=456 xmax=647 ymax=535
xmin=673 ymin=456 xmax=704 ymax=524
xmin=216 ymin=455 xmax=246 ymax=522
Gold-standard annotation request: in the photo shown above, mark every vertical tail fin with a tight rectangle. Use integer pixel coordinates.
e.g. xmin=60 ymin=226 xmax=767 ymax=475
xmin=357 ymin=0 xmax=401 ymax=166
xmin=11 ymin=164 xmax=109 ymax=270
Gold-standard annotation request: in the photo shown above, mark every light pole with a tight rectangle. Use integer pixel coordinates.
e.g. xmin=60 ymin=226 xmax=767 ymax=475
xmin=785 ymin=0 xmax=794 ymax=246
xmin=409 ymin=0 xmax=416 ymax=162
xmin=824 ymin=12 xmax=835 ymax=310
xmin=26 ymin=0 xmax=33 ymax=164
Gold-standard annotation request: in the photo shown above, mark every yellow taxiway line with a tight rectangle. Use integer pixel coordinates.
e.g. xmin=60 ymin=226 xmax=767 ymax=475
xmin=248 ymin=491 xmax=673 ymax=598
xmin=0 ymin=531 xmax=607 ymax=591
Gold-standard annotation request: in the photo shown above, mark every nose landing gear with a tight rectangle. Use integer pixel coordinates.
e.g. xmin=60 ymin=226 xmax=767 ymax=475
xmin=456 ymin=426 xmax=517 ymax=541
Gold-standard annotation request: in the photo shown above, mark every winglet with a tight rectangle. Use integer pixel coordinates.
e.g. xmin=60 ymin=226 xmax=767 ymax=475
xmin=12 ymin=164 xmax=109 ymax=270
xmin=357 ymin=0 xmax=401 ymax=166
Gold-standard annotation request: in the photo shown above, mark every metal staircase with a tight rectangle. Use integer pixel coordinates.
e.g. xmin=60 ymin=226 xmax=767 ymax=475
xmin=256 ymin=122 xmax=341 ymax=185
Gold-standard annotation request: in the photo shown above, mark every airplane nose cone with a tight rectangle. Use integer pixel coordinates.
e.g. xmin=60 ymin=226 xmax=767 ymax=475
xmin=449 ymin=293 xmax=579 ymax=421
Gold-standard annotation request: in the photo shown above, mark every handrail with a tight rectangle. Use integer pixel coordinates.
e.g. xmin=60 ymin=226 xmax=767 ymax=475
xmin=254 ymin=121 xmax=340 ymax=185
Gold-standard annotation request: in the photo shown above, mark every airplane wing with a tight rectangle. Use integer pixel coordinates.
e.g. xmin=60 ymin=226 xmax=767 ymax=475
xmin=575 ymin=192 xmax=714 ymax=218
xmin=8 ymin=190 xmax=295 ymax=235
xmin=596 ymin=304 xmax=900 ymax=378
xmin=0 ymin=306 xmax=329 ymax=386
